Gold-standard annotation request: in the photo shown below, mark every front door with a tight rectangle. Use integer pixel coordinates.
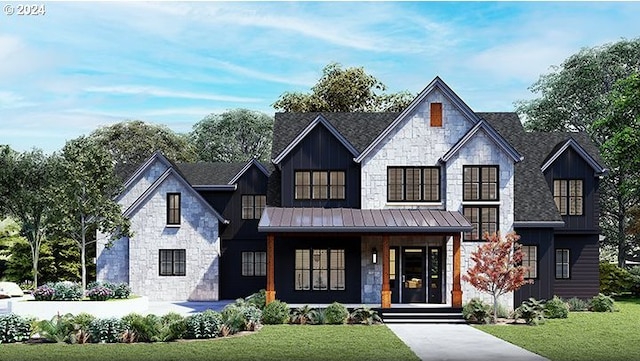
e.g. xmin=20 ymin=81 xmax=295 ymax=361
xmin=402 ymin=248 xmax=426 ymax=303
xmin=428 ymin=247 xmax=443 ymax=303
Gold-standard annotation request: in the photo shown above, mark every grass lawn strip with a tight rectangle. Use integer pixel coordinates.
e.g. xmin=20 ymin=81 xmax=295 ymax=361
xmin=476 ymin=298 xmax=640 ymax=361
xmin=0 ymin=324 xmax=420 ymax=361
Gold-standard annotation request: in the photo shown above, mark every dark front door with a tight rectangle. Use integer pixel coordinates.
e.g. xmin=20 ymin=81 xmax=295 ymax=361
xmin=428 ymin=247 xmax=443 ymax=303
xmin=402 ymin=248 xmax=426 ymax=303
xmin=390 ymin=247 xmax=400 ymax=303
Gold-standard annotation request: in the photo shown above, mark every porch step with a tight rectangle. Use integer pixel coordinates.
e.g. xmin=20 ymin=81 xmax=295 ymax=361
xmin=377 ymin=307 xmax=466 ymax=324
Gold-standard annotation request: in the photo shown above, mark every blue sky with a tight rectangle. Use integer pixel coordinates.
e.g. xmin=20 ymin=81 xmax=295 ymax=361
xmin=2 ymin=1 xmax=640 ymax=153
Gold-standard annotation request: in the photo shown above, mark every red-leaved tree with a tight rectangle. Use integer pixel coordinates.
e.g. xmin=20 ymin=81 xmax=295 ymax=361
xmin=462 ymin=231 xmax=532 ymax=323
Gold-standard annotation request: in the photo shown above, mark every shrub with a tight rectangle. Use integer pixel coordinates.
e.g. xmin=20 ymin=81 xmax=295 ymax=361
xmin=184 ymin=310 xmax=222 ymax=339
xmin=85 ymin=282 xmax=131 ymax=300
xmin=112 ymin=283 xmax=131 ymax=299
xmin=590 ymin=293 xmax=616 ymax=312
xmin=221 ymin=304 xmax=248 ymax=334
xmin=290 ymin=305 xmax=314 ymax=325
xmin=309 ymin=308 xmax=326 ymax=325
xmin=348 ymin=307 xmax=382 ymax=325
xmin=245 ymin=289 xmax=266 ymax=310
xmin=0 ymin=313 xmax=31 ymax=343
xmin=159 ymin=312 xmax=185 ymax=341
xmin=566 ymin=297 xmax=590 ymax=312
xmin=52 ymin=281 xmax=82 ymax=301
xmin=627 ymin=266 xmax=640 ymax=296
xmin=36 ymin=313 xmax=76 ymax=343
xmin=88 ymin=317 xmax=126 ymax=343
xmin=70 ymin=313 xmax=95 ymax=344
xmin=122 ymin=313 xmax=162 ymax=342
xmin=599 ymin=262 xmax=634 ymax=295
xmin=544 ymin=296 xmax=569 ymax=319
xmin=462 ymin=298 xmax=492 ymax=324
xmin=514 ymin=298 xmax=545 ymax=325
xmin=325 ymin=302 xmax=349 ymax=325
xmin=85 ymin=286 xmax=114 ymax=301
xmin=32 ymin=284 xmax=55 ymax=301
xmin=262 ymin=300 xmax=290 ymax=325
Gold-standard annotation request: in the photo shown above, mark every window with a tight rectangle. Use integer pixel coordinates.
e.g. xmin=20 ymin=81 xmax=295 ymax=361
xmin=241 ymin=251 xmax=266 ymax=276
xmin=463 ymin=206 xmax=498 ymax=241
xmin=295 ymin=248 xmax=345 ymax=291
xmin=463 ymin=166 xmax=499 ymax=201
xmin=430 ymin=102 xmax=443 ymax=127
xmin=166 ymin=193 xmax=181 ymax=225
xmin=241 ymin=195 xmax=266 ymax=220
xmin=556 ymin=249 xmax=570 ymax=279
xmin=554 ymin=180 xmax=583 ymax=216
xmin=521 ymin=245 xmax=538 ymax=279
xmin=387 ymin=167 xmax=440 ymax=202
xmin=294 ymin=171 xmax=345 ymax=200
xmin=159 ymin=249 xmax=186 ymax=276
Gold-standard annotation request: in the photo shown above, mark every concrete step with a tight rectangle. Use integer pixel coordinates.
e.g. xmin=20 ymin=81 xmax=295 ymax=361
xmin=378 ymin=307 xmax=466 ymax=324
xmin=383 ymin=318 xmax=468 ymax=324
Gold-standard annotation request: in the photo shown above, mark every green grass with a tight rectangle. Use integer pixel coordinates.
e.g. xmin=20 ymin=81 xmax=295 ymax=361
xmin=0 ymin=325 xmax=419 ymax=361
xmin=477 ymin=298 xmax=640 ymax=361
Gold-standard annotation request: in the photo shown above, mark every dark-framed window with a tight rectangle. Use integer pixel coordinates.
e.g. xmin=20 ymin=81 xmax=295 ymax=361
xmin=463 ymin=206 xmax=498 ymax=241
xmin=295 ymin=248 xmax=345 ymax=291
xmin=294 ymin=171 xmax=345 ymax=200
xmin=159 ymin=249 xmax=186 ymax=276
xmin=241 ymin=251 xmax=266 ymax=276
xmin=555 ymin=249 xmax=570 ymax=279
xmin=553 ymin=180 xmax=583 ymax=216
xmin=166 ymin=193 xmax=181 ymax=225
xmin=463 ymin=166 xmax=499 ymax=201
xmin=241 ymin=195 xmax=266 ymax=220
xmin=387 ymin=167 xmax=440 ymax=202
xmin=521 ymin=245 xmax=538 ymax=279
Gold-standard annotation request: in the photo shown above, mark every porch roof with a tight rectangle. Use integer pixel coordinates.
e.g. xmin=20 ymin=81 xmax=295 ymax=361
xmin=258 ymin=207 xmax=472 ymax=233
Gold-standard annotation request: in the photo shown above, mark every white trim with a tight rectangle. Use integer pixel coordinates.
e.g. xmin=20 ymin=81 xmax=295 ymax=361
xmin=439 ymin=119 xmax=523 ymax=163
xmin=540 ymin=138 xmax=606 ymax=174
xmin=385 ymin=202 xmax=444 ymax=207
xmin=116 ymin=151 xmax=173 ymax=202
xmin=461 ymin=201 xmax=501 ymax=206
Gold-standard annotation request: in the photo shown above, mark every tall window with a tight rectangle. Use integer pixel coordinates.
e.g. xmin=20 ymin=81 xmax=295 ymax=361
xmin=556 ymin=249 xmax=570 ymax=279
xmin=241 ymin=195 xmax=266 ymax=220
xmin=241 ymin=251 xmax=266 ymax=276
xmin=166 ymin=193 xmax=181 ymax=225
xmin=159 ymin=249 xmax=186 ymax=276
xmin=554 ymin=180 xmax=583 ymax=216
xmin=294 ymin=171 xmax=345 ymax=200
xmin=295 ymin=248 xmax=345 ymax=291
xmin=387 ymin=167 xmax=440 ymax=202
xmin=463 ymin=166 xmax=499 ymax=201
xmin=521 ymin=245 xmax=538 ymax=279
xmin=463 ymin=206 xmax=498 ymax=241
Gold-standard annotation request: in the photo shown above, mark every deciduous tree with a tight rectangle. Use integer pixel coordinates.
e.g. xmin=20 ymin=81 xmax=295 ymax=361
xmin=462 ymin=232 xmax=531 ymax=323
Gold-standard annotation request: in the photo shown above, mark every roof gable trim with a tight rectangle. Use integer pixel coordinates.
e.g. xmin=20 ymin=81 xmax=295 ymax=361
xmin=440 ymin=119 xmax=524 ymax=163
xmin=541 ymin=138 xmax=607 ymax=175
xmin=117 ymin=151 xmax=172 ymax=201
xmin=228 ymin=159 xmax=271 ymax=185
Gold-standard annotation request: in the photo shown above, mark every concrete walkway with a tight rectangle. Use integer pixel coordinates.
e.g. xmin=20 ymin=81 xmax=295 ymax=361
xmin=386 ymin=324 xmax=548 ymax=361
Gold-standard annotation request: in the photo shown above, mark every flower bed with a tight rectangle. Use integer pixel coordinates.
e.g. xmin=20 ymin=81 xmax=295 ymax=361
xmin=7 ymin=296 xmax=149 ymax=319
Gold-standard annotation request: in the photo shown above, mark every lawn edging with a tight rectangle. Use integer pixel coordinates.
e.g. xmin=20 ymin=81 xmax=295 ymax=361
xmin=8 ymin=296 xmax=149 ymax=319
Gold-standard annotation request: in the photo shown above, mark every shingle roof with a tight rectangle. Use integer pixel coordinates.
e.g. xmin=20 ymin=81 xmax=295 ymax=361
xmin=176 ymin=162 xmax=248 ymax=185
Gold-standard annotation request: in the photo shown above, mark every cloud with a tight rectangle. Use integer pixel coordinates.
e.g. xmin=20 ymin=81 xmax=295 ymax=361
xmin=83 ymin=85 xmax=262 ymax=103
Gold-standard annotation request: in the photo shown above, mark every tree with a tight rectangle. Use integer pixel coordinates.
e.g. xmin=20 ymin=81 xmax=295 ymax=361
xmin=517 ymin=39 xmax=640 ymax=267
xmin=273 ymin=62 xmax=414 ymax=112
xmin=190 ymin=109 xmax=274 ymax=163
xmin=462 ymin=232 xmax=531 ymax=323
xmin=88 ymin=120 xmax=196 ymax=179
xmin=51 ymin=137 xmax=130 ymax=291
xmin=0 ymin=146 xmax=58 ymax=286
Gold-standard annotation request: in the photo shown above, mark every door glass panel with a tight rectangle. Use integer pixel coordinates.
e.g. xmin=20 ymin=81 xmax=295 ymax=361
xmin=389 ymin=249 xmax=396 ymax=280
xmin=404 ymin=249 xmax=423 ymax=289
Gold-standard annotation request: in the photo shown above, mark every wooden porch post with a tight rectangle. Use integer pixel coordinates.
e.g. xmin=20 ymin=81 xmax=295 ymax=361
xmin=452 ymin=233 xmax=463 ymax=308
xmin=266 ymin=233 xmax=276 ymax=305
xmin=381 ymin=234 xmax=391 ymax=308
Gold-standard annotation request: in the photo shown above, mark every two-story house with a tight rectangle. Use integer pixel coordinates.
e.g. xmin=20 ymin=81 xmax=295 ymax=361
xmin=97 ymin=77 xmax=605 ymax=308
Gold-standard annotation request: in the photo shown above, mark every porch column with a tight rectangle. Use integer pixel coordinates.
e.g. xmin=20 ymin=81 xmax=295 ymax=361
xmin=381 ymin=234 xmax=391 ymax=308
xmin=451 ymin=233 xmax=463 ymax=308
xmin=266 ymin=233 xmax=276 ymax=305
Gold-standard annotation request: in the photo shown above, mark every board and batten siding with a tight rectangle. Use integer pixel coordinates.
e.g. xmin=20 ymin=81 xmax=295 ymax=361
xmin=553 ymin=234 xmax=600 ymax=300
xmin=514 ymin=228 xmax=555 ymax=306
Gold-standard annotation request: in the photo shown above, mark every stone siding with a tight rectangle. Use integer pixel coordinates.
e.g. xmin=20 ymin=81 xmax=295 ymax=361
xmin=118 ymin=159 xmax=169 ymax=211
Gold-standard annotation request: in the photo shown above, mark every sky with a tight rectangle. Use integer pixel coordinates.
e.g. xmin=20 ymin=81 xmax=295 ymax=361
xmin=1 ymin=1 xmax=640 ymax=153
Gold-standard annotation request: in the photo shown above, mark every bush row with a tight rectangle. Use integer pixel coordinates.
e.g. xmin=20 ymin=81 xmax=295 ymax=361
xmin=261 ymin=300 xmax=381 ymax=325
xmin=463 ymin=293 xmax=616 ymax=325
xmin=32 ymin=281 xmax=131 ymax=301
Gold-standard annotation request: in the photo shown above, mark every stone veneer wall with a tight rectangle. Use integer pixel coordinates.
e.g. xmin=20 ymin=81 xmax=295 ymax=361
xmin=117 ymin=159 xmax=169 ymax=211
xmin=97 ymin=172 xmax=220 ymax=301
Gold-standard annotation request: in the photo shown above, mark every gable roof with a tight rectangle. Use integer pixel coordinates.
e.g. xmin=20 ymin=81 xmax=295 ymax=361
xmin=440 ymin=118 xmax=523 ymax=163
xmin=120 ymin=151 xmax=173 ymax=194
xmin=354 ymin=77 xmax=481 ymax=163
xmin=541 ymin=137 xmax=607 ymax=175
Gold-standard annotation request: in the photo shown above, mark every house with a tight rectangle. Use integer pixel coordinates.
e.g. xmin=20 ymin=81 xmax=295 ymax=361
xmin=97 ymin=76 xmax=606 ymax=308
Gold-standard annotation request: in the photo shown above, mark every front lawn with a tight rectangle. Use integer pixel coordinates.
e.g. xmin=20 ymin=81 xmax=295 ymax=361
xmin=0 ymin=325 xmax=419 ymax=361
xmin=477 ymin=298 xmax=640 ymax=361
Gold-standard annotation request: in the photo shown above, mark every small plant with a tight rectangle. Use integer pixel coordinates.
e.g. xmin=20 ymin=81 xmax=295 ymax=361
xmin=325 ymin=302 xmax=349 ymax=325
xmin=159 ymin=312 xmax=185 ymax=341
xmin=462 ymin=298 xmax=492 ymax=324
xmin=514 ymin=298 xmax=545 ymax=325
xmin=85 ymin=286 xmax=114 ymax=301
xmin=309 ymin=308 xmax=326 ymax=325
xmin=348 ymin=307 xmax=382 ymax=325
xmin=567 ymin=297 xmax=590 ymax=312
xmin=245 ymin=289 xmax=266 ymax=310
xmin=0 ymin=313 xmax=32 ymax=343
xmin=184 ymin=310 xmax=222 ymax=339
xmin=52 ymin=281 xmax=83 ymax=301
xmin=88 ymin=317 xmax=126 ymax=343
xmin=262 ymin=300 xmax=290 ymax=325
xmin=33 ymin=284 xmax=56 ymax=301
xmin=113 ymin=283 xmax=131 ymax=299
xmin=35 ymin=313 xmax=75 ymax=343
xmin=221 ymin=304 xmax=248 ymax=334
xmin=544 ymin=296 xmax=569 ymax=319
xmin=290 ymin=305 xmax=314 ymax=325
xmin=122 ymin=313 xmax=161 ymax=342
xmin=590 ymin=293 xmax=616 ymax=312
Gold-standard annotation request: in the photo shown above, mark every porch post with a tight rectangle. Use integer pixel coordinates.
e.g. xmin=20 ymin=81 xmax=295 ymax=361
xmin=381 ymin=234 xmax=391 ymax=308
xmin=266 ymin=233 xmax=276 ymax=305
xmin=452 ymin=233 xmax=463 ymax=308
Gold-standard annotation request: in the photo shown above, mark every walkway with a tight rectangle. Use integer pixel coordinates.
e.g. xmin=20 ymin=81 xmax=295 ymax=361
xmin=386 ymin=323 xmax=548 ymax=361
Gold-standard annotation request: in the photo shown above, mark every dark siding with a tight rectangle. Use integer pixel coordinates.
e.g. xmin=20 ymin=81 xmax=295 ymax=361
xmin=274 ymin=236 xmax=361 ymax=303
xmin=514 ymin=228 xmax=555 ymax=306
xmin=553 ymin=234 xmax=599 ymax=299
xmin=219 ymin=239 xmax=266 ymax=299
xmin=543 ymin=147 xmax=600 ymax=232
xmin=280 ymin=124 xmax=361 ymax=208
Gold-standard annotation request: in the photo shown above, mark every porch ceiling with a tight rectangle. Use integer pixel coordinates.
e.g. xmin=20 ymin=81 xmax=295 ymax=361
xmin=258 ymin=207 xmax=472 ymax=233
